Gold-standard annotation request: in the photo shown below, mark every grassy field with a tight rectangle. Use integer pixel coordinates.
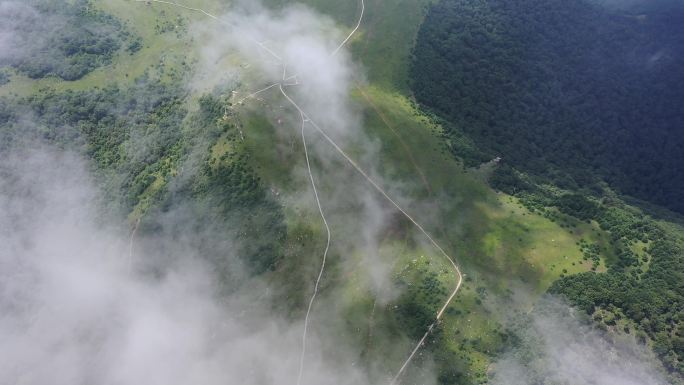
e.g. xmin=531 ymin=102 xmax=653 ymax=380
xmin=0 ymin=0 xmax=225 ymax=97
xmin=262 ymin=0 xmax=435 ymax=92
xmin=341 ymin=84 xmax=614 ymax=379
xmin=235 ymin=66 xmax=615 ymax=380
xmin=0 ymin=0 xmax=628 ymax=382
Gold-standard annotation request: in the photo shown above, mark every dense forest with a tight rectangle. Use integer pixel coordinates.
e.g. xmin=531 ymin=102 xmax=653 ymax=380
xmin=411 ymin=0 xmax=684 ymax=214
xmin=412 ymin=0 xmax=684 ymax=378
xmin=550 ymin=208 xmax=684 ymax=375
xmin=488 ymin=161 xmax=684 ymax=378
xmin=0 ymin=0 xmax=138 ymax=80
xmin=0 ymin=78 xmax=285 ymax=277
xmin=1 ymin=0 xmax=681 ymax=383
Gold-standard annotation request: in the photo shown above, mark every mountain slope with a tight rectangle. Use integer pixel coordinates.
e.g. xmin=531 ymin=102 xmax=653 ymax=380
xmin=411 ymin=0 xmax=684 ymax=379
xmin=411 ymin=0 xmax=684 ymax=214
xmin=0 ymin=0 xmax=682 ymax=384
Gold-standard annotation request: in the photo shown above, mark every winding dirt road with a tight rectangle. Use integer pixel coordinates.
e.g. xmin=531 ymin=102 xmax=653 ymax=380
xmin=135 ymin=1 xmax=464 ymax=384
xmin=279 ymin=84 xmax=463 ymax=385
xmin=296 ymin=109 xmax=332 ymax=385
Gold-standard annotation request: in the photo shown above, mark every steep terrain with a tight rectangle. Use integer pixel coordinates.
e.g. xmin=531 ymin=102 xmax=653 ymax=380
xmin=411 ymin=0 xmax=684 ymax=214
xmin=0 ymin=0 xmax=682 ymax=384
xmin=411 ymin=0 xmax=684 ymax=380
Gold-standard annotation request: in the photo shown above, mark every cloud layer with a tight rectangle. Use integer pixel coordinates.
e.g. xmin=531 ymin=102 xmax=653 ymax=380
xmin=0 ymin=145 xmax=382 ymax=385
xmin=491 ymin=298 xmax=668 ymax=385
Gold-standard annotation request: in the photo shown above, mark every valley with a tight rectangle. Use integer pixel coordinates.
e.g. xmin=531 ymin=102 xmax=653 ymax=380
xmin=0 ymin=0 xmax=682 ymax=384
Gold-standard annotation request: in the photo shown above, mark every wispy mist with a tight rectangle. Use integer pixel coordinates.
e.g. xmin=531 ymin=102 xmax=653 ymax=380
xmin=491 ymin=297 xmax=669 ymax=385
xmin=7 ymin=2 xmax=675 ymax=385
xmin=0 ymin=145 xmax=384 ymax=385
xmin=0 ymin=0 xmax=125 ymax=80
xmin=190 ymin=0 xmax=414 ymax=305
xmin=0 ymin=1 xmax=39 ymax=62
xmin=193 ymin=1 xmax=362 ymax=139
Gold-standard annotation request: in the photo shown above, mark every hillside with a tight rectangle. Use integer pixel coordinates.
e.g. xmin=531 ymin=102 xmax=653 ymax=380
xmin=411 ymin=0 xmax=684 ymax=215
xmin=0 ymin=0 xmax=682 ymax=384
xmin=411 ymin=0 xmax=684 ymax=379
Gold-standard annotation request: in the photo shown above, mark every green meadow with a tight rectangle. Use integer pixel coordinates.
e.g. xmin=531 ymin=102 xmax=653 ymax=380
xmin=0 ymin=0 xmax=638 ymax=382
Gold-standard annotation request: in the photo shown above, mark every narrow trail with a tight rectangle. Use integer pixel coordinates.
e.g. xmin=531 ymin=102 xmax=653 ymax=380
xmin=296 ymin=111 xmax=332 ymax=385
xmin=331 ymin=0 xmax=366 ymax=56
xmin=135 ymin=0 xmax=283 ymax=62
xmin=136 ymin=1 xmax=463 ymax=384
xmin=135 ymin=0 xmax=218 ymax=19
xmin=295 ymin=3 xmax=364 ymax=382
xmin=356 ymin=86 xmax=461 ymax=273
xmin=356 ymin=86 xmax=432 ymax=195
xmin=237 ymin=82 xmax=281 ymax=104
xmin=279 ymin=85 xmax=463 ymax=385
xmin=283 ymin=0 xmax=364 ymax=83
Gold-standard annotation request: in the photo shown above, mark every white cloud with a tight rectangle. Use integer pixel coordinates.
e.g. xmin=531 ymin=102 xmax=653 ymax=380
xmin=490 ymin=298 xmax=668 ymax=385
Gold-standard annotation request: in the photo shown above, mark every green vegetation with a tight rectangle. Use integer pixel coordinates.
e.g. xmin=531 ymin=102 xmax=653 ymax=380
xmin=180 ymin=96 xmax=287 ymax=275
xmin=0 ymin=0 xmax=137 ymax=81
xmin=483 ymin=158 xmax=684 ymax=377
xmin=555 ymin=194 xmax=601 ymax=222
xmin=411 ymin=0 xmax=684 ymax=215
xmin=0 ymin=0 xmax=199 ymax=98
xmin=328 ymin=85 xmax=611 ymax=383
xmin=481 ymin=155 xmax=683 ymax=376
xmin=551 ymin=236 xmax=684 ymax=375
xmin=0 ymin=77 xmax=285 ymax=276
xmin=1 ymin=78 xmax=186 ymax=209
xmin=395 ymin=257 xmax=450 ymax=339
xmin=410 ymin=1 xmax=684 ymax=377
xmin=3 ymin=0 xmax=683 ymax=383
xmin=265 ymin=0 xmax=437 ymax=91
